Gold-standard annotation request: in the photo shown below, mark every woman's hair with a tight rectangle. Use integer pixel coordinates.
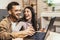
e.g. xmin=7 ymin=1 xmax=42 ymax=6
xmin=23 ymin=6 xmax=37 ymax=31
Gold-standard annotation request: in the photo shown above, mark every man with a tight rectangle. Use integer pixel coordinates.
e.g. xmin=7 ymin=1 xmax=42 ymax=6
xmin=0 ymin=2 xmax=35 ymax=40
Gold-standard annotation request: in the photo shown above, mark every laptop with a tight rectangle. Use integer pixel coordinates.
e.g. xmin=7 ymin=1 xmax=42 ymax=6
xmin=24 ymin=17 xmax=56 ymax=40
xmin=43 ymin=17 xmax=56 ymax=40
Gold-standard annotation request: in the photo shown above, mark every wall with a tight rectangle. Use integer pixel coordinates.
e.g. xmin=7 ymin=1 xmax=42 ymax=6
xmin=0 ymin=0 xmax=22 ymax=9
xmin=37 ymin=0 xmax=52 ymax=19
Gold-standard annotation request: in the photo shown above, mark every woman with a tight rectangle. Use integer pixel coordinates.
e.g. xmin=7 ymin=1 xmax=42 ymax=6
xmin=22 ymin=6 xmax=48 ymax=40
xmin=23 ymin=6 xmax=45 ymax=32
xmin=23 ymin=6 xmax=37 ymax=31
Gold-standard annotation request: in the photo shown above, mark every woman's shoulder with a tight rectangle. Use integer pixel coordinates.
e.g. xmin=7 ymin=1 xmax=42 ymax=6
xmin=18 ymin=21 xmax=25 ymax=24
xmin=18 ymin=21 xmax=32 ymax=26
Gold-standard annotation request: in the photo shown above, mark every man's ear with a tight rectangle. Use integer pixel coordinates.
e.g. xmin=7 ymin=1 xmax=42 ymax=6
xmin=8 ymin=10 xmax=11 ymax=14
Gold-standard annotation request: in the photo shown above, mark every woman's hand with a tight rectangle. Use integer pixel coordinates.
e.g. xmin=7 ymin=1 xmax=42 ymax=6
xmin=25 ymin=26 xmax=35 ymax=36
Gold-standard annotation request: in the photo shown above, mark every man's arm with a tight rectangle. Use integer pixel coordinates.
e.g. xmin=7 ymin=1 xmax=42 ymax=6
xmin=0 ymin=19 xmax=35 ymax=39
xmin=11 ymin=26 xmax=35 ymax=38
xmin=0 ymin=19 xmax=28 ymax=39
xmin=0 ymin=19 xmax=12 ymax=40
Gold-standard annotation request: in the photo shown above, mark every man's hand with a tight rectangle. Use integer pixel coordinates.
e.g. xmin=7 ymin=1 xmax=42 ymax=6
xmin=11 ymin=31 xmax=28 ymax=38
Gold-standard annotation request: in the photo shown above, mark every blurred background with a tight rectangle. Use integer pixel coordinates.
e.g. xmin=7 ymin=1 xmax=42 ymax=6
xmin=0 ymin=0 xmax=60 ymax=33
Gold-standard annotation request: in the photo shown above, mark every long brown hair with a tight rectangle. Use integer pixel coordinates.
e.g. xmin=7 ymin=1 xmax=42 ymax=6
xmin=23 ymin=6 xmax=37 ymax=31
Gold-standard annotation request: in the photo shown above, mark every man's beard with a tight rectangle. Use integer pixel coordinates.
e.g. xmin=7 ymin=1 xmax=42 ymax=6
xmin=10 ymin=14 xmax=19 ymax=20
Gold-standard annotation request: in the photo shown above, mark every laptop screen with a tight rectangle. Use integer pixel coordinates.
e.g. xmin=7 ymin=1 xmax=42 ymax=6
xmin=44 ymin=17 xmax=56 ymax=40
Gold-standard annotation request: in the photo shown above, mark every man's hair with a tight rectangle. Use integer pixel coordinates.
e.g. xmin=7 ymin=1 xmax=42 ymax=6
xmin=7 ymin=2 xmax=19 ymax=11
